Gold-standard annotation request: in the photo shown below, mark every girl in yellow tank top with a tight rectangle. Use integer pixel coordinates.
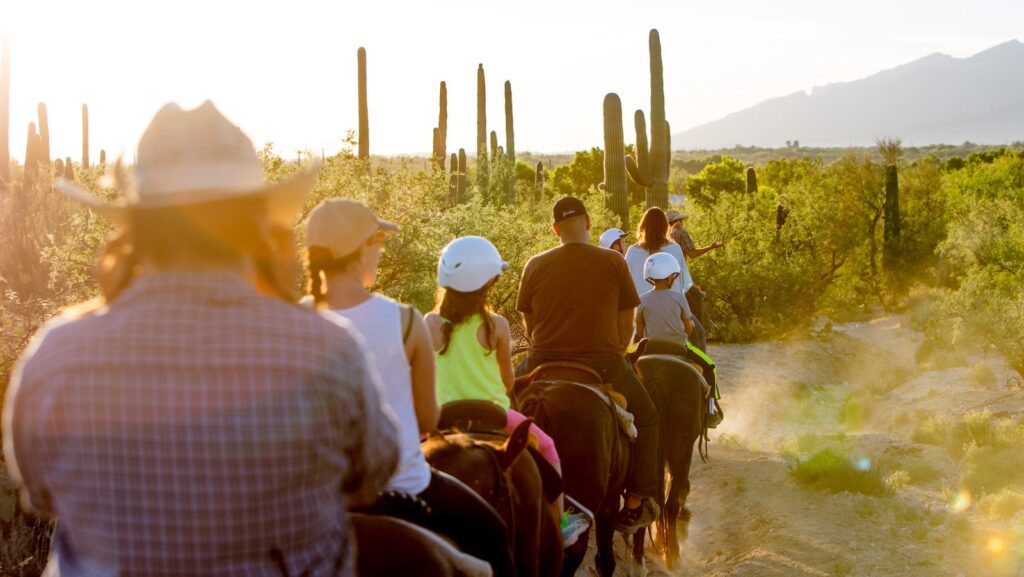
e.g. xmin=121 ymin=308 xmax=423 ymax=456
xmin=424 ymin=237 xmax=591 ymax=547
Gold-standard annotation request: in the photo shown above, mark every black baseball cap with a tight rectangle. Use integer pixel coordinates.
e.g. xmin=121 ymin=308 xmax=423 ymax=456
xmin=552 ymin=196 xmax=588 ymax=223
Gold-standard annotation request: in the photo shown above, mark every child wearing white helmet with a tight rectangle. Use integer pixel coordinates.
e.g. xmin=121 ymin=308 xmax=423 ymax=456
xmin=424 ymin=236 xmax=590 ymax=547
xmin=636 ymin=252 xmax=723 ymax=425
xmin=598 ymin=228 xmax=627 ymax=255
xmin=636 ymin=252 xmax=694 ymax=346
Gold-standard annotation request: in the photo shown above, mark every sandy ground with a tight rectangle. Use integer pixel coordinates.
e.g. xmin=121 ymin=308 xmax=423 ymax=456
xmin=579 ymin=316 xmax=1024 ymax=577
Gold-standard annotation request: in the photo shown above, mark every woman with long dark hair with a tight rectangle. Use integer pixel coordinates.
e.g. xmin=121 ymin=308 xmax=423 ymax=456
xmin=624 ymin=207 xmax=688 ymax=298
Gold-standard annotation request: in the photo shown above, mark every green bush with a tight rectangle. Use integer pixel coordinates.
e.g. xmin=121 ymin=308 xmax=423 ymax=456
xmin=790 ymin=448 xmax=891 ymax=496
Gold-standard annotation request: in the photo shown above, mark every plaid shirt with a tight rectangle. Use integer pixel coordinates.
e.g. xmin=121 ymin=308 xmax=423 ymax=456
xmin=672 ymin=227 xmax=696 ymax=253
xmin=2 ymin=271 xmax=398 ymax=577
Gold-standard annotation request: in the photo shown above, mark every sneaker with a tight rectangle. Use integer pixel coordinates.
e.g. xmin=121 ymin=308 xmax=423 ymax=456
xmin=614 ymin=496 xmax=659 ymax=533
xmin=560 ymin=509 xmax=591 ymax=548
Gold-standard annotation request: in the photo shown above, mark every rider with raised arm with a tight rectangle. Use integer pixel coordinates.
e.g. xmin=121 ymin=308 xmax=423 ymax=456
xmin=516 ymin=196 xmax=661 ymax=533
xmin=305 ymin=201 xmax=516 ymax=577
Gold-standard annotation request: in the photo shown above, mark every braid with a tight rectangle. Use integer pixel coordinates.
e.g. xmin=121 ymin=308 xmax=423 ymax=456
xmin=306 ymin=245 xmax=361 ymax=305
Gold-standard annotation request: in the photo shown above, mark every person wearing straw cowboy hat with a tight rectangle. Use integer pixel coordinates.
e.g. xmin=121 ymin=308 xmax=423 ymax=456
xmin=2 ymin=101 xmax=400 ymax=577
xmin=666 ymin=209 xmax=723 ymax=352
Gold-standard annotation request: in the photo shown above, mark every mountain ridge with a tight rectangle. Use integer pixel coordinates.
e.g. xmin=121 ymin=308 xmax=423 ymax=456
xmin=673 ymin=40 xmax=1024 ymax=149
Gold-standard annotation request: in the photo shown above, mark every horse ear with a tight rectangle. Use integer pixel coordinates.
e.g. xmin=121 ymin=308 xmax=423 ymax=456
xmin=498 ymin=418 xmax=533 ymax=471
xmin=628 ymin=338 xmax=649 ymax=364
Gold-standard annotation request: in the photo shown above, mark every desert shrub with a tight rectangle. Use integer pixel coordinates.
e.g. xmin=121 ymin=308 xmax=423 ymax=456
xmin=968 ymin=362 xmax=998 ymax=388
xmin=962 ymin=445 xmax=1024 ymax=496
xmin=885 ymin=470 xmax=911 ymax=491
xmin=686 ymin=156 xmax=865 ymax=341
xmin=911 ymin=411 xmax=1024 ymax=458
xmin=978 ymin=489 xmax=1024 ymax=521
xmin=790 ymin=448 xmax=891 ymax=496
xmin=838 ymin=394 xmax=870 ymax=429
xmin=926 ymin=154 xmax=1024 ymax=376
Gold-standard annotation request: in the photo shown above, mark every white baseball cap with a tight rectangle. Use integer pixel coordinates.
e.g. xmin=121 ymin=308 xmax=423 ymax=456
xmin=438 ymin=236 xmax=510 ymax=293
xmin=599 ymin=228 xmax=627 ymax=249
xmin=644 ymin=252 xmax=681 ymax=281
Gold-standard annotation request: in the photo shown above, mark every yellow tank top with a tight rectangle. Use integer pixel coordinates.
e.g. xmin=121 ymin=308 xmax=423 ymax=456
xmin=435 ymin=315 xmax=510 ymax=409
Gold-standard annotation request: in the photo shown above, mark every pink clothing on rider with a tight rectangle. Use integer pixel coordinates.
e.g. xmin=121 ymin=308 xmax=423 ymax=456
xmin=506 ymin=408 xmax=560 ymax=465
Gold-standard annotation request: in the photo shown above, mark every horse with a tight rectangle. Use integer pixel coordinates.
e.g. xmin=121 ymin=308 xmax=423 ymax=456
xmin=629 ymin=340 xmax=708 ymax=569
xmin=423 ymin=416 xmax=563 ymax=577
xmin=513 ymin=362 xmax=632 ymax=577
xmin=351 ymin=513 xmax=492 ymax=577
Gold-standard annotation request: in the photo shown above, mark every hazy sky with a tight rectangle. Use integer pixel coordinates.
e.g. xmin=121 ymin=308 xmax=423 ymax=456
xmin=4 ymin=0 xmax=1022 ymax=160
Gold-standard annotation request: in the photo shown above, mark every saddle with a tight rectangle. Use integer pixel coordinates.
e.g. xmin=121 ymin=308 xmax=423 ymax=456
xmin=435 ymin=400 xmax=564 ymax=503
xmin=437 ymin=399 xmax=508 ymax=435
xmin=515 ymin=361 xmax=637 ymax=440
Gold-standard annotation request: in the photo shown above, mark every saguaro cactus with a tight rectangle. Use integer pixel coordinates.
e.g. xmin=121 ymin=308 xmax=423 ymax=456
xmin=1 ymin=37 xmax=9 ymax=187
xmin=37 ymin=102 xmax=50 ymax=164
xmin=625 ymin=110 xmax=651 ymax=190
xmin=603 ymin=93 xmax=629 ymax=229
xmin=883 ymin=164 xmax=901 ymax=271
xmin=81 ymin=103 xmax=90 ymax=169
xmin=432 ymin=128 xmax=443 ymax=169
xmin=23 ymin=122 xmax=40 ymax=191
xmin=54 ymin=158 xmax=64 ymax=177
xmin=490 ymin=131 xmax=498 ymax=162
xmin=457 ymin=148 xmax=468 ymax=202
xmin=535 ymin=161 xmax=544 ymax=196
xmin=357 ymin=47 xmax=369 ymax=160
xmin=449 ymin=152 xmax=458 ymax=200
xmin=746 ymin=167 xmax=758 ymax=194
xmin=99 ymin=149 xmax=106 ymax=165
xmin=647 ymin=29 xmax=669 ymax=209
xmin=504 ymin=80 xmax=516 ymax=200
xmin=64 ymin=156 xmax=74 ymax=180
xmin=476 ymin=64 xmax=488 ymax=190
xmin=434 ymin=81 xmax=448 ymax=169
xmin=624 ymin=30 xmax=670 ymax=209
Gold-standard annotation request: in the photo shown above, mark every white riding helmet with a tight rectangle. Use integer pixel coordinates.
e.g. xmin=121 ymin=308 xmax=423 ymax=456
xmin=437 ymin=236 xmax=510 ymax=292
xmin=598 ymin=228 xmax=627 ymax=249
xmin=644 ymin=252 xmax=680 ymax=282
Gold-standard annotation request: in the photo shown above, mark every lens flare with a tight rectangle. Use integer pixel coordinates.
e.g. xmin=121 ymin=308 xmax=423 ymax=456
xmin=855 ymin=457 xmax=871 ymax=472
xmin=987 ymin=536 xmax=1006 ymax=555
xmin=949 ymin=490 xmax=972 ymax=513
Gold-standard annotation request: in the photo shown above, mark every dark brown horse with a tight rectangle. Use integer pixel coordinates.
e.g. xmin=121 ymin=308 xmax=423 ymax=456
xmin=352 ymin=513 xmax=492 ymax=577
xmin=423 ymin=418 xmax=563 ymax=577
xmin=629 ymin=340 xmax=707 ymax=568
xmin=513 ymin=367 xmax=631 ymax=577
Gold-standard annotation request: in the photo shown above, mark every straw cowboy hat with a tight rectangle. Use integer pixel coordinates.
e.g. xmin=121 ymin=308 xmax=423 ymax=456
xmin=56 ymin=100 xmax=318 ymax=227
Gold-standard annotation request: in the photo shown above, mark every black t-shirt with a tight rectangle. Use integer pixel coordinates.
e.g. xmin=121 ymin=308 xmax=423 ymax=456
xmin=516 ymin=243 xmax=640 ymax=358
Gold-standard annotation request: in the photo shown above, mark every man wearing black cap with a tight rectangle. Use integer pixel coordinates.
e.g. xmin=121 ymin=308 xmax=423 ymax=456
xmin=516 ymin=196 xmax=660 ymax=532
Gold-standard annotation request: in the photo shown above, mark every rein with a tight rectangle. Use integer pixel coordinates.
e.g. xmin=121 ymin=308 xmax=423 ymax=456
xmin=473 ymin=441 xmax=517 ymax=543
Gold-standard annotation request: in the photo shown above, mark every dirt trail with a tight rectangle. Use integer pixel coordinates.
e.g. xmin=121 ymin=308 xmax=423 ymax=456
xmin=581 ymin=316 xmax=1024 ymax=577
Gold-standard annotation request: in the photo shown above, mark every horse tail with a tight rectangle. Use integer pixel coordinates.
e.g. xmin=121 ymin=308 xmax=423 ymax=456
xmin=656 ymin=389 xmax=670 ymax=546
